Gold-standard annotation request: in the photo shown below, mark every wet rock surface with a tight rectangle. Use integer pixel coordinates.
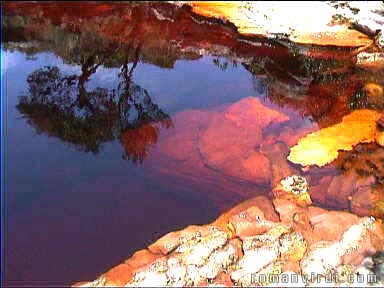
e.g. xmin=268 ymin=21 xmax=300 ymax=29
xmin=74 ymin=178 xmax=384 ymax=287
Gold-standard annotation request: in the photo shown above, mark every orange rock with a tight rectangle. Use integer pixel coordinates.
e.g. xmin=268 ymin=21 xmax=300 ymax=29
xmin=101 ymin=263 xmax=133 ymax=287
xmin=308 ymin=207 xmax=360 ymax=243
xmin=271 ymin=197 xmax=314 ymax=244
xmin=148 ymin=225 xmax=223 ymax=255
xmin=211 ymin=272 xmax=234 ymax=287
xmin=272 ymin=198 xmax=301 ymax=223
xmin=310 ymin=175 xmax=333 ymax=204
xmin=228 ymin=206 xmax=273 ymax=239
xmin=213 ymin=196 xmax=280 ymax=228
xmin=72 ymin=281 xmax=90 ymax=287
xmin=157 ymin=110 xmax=212 ymax=161
xmin=287 ymin=109 xmax=382 ymax=167
xmin=102 ymin=249 xmax=161 ymax=286
xmin=74 ymin=197 xmax=384 ymax=287
xmin=224 ymin=97 xmax=289 ymax=129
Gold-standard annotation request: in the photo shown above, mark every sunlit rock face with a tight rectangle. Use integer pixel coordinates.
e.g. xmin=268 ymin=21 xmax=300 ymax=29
xmin=187 ymin=1 xmax=382 ymax=47
xmin=287 ymin=109 xmax=382 ymax=167
xmin=74 ymin=181 xmax=384 ymax=287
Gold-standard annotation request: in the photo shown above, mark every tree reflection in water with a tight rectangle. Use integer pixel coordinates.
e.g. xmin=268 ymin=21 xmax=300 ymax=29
xmin=17 ymin=53 xmax=172 ymax=163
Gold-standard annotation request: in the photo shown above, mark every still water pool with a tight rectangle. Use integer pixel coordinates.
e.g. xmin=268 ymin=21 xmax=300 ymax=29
xmin=3 ymin=2 xmax=384 ymax=286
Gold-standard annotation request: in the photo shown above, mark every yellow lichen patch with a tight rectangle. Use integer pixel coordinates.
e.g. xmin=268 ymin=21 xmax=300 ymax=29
xmin=287 ymin=109 xmax=382 ymax=167
xmin=280 ymin=232 xmax=307 ymax=263
xmin=226 ymin=222 xmax=236 ymax=239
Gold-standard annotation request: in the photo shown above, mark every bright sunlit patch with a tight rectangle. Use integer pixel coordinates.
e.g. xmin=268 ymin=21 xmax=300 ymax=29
xmin=287 ymin=109 xmax=382 ymax=167
xmin=188 ymin=1 xmax=372 ymax=47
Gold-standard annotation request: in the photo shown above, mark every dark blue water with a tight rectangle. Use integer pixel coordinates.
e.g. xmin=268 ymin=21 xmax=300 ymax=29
xmin=3 ymin=50 xmax=262 ymax=286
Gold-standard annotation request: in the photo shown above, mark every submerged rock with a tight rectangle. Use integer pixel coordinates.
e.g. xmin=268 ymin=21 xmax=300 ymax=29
xmin=198 ymin=97 xmax=289 ymax=185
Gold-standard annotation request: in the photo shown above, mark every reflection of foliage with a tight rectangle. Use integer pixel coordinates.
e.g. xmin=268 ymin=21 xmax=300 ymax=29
xmin=2 ymin=12 xmax=201 ymax=69
xmin=121 ymin=124 xmax=159 ymax=163
xmin=17 ymin=64 xmax=172 ymax=162
xmin=244 ymin=47 xmax=360 ymax=125
xmin=212 ymin=57 xmax=237 ymax=71
xmin=349 ymin=90 xmax=366 ymax=110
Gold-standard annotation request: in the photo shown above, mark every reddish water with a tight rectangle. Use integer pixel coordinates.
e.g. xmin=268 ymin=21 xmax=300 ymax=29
xmin=3 ymin=2 xmax=384 ymax=286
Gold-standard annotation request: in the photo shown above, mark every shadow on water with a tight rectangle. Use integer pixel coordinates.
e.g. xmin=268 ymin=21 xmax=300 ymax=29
xmin=2 ymin=1 xmax=384 ymax=286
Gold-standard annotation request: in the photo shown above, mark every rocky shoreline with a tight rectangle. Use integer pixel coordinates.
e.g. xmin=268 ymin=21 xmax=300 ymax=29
xmin=74 ymin=176 xmax=384 ymax=287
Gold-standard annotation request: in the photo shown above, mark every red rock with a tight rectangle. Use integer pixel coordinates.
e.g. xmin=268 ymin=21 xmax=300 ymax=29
xmin=272 ymin=198 xmax=301 ymax=223
xmin=351 ymin=182 xmax=375 ymax=217
xmin=157 ymin=110 xmax=213 ymax=161
xmin=213 ymin=196 xmax=280 ymax=230
xmin=102 ymin=263 xmax=133 ymax=287
xmin=352 ymin=185 xmax=384 ymax=218
xmin=102 ymin=249 xmax=161 ymax=286
xmin=212 ymin=272 xmax=234 ymax=287
xmin=260 ymin=141 xmax=298 ymax=187
xmin=199 ymin=97 xmax=289 ymax=184
xmin=264 ymin=124 xmax=318 ymax=151
xmin=308 ymin=207 xmax=360 ymax=243
xmin=310 ymin=175 xmax=333 ymax=205
xmin=224 ymin=97 xmax=289 ymax=129
xmin=228 ymin=206 xmax=273 ymax=239
xmin=325 ymin=172 xmax=357 ymax=209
